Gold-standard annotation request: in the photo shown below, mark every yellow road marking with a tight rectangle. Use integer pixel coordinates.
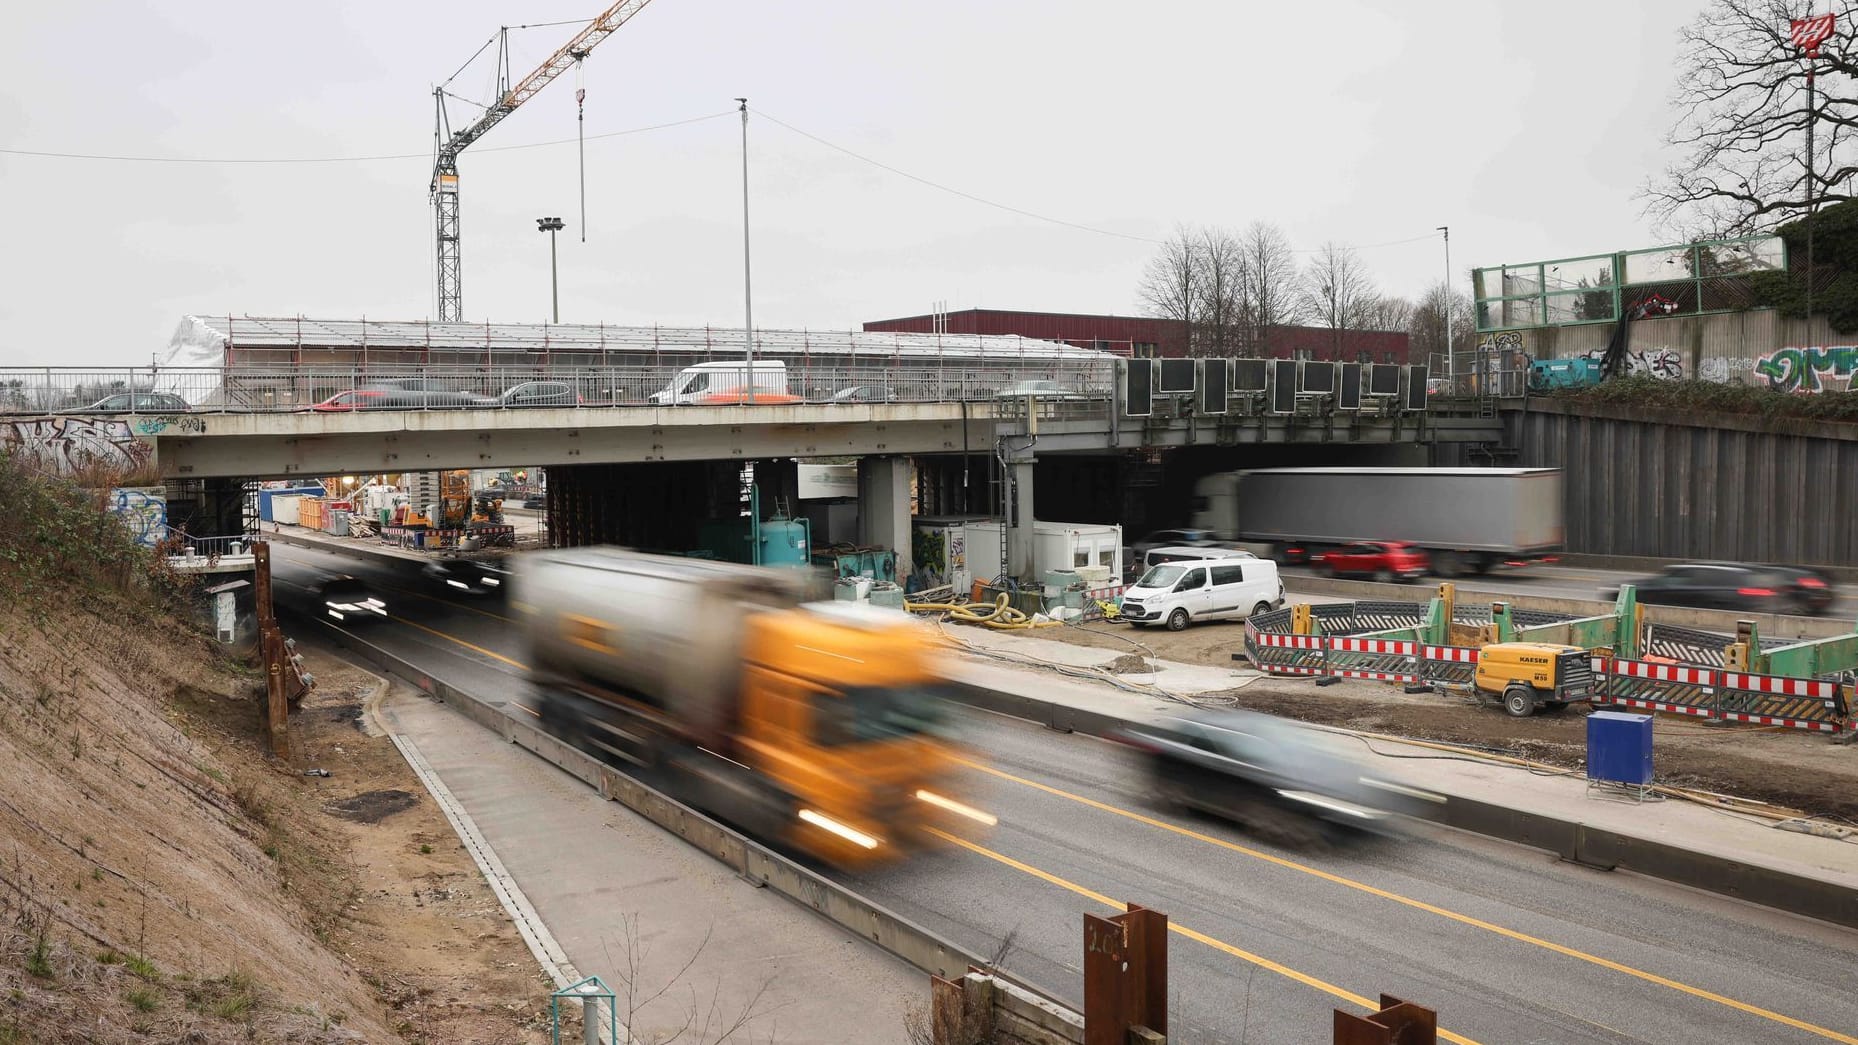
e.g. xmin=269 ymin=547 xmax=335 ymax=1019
xmin=391 ymin=617 xmax=529 ymax=671
xmin=961 ymin=759 xmax=1858 ymax=1044
xmin=927 ymin=828 xmax=1483 ymax=1045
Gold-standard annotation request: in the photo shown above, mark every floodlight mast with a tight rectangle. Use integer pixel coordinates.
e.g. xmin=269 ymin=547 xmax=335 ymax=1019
xmin=430 ymin=0 xmax=656 ymax=322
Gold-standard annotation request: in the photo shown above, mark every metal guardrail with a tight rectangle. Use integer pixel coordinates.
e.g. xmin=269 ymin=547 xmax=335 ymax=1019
xmin=0 ymin=363 xmax=1115 ymax=415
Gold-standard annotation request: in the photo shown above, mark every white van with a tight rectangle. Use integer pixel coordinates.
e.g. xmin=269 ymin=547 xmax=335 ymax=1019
xmin=1119 ymin=556 xmax=1283 ymax=631
xmin=650 ymin=361 xmax=794 ymax=405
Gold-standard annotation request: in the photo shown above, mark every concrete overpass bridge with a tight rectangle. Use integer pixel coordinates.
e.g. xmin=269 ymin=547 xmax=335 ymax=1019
xmin=2 ymin=359 xmax=1501 ymax=578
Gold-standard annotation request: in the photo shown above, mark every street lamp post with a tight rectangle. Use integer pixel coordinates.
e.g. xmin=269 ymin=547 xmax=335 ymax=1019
xmin=736 ymin=98 xmax=755 ymax=404
xmin=1791 ymin=14 xmax=1837 ymax=334
xmin=1437 ymin=226 xmax=1452 ymax=383
xmin=536 ymin=216 xmax=564 ymax=324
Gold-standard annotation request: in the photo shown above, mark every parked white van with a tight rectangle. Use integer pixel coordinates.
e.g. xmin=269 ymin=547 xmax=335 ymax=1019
xmin=1119 ymin=556 xmax=1283 ymax=631
xmin=650 ymin=361 xmax=796 ymax=405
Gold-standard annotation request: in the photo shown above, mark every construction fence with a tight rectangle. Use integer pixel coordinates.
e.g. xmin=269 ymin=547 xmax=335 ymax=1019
xmin=1241 ymin=616 xmax=1855 ymax=737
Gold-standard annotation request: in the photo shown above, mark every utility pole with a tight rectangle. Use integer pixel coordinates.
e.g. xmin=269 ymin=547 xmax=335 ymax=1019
xmin=737 ymin=97 xmax=756 ymax=405
xmin=1792 ymin=14 xmax=1836 ymax=339
xmin=1437 ymin=226 xmax=1453 ymax=383
xmin=537 ymin=216 xmax=565 ymax=323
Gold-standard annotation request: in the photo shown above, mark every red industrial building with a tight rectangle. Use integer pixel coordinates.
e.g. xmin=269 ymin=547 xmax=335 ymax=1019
xmin=863 ymin=308 xmax=1411 ymax=362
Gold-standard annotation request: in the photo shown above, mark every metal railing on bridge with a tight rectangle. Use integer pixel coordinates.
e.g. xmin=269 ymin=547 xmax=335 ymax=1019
xmin=0 ymin=362 xmax=1116 ymax=416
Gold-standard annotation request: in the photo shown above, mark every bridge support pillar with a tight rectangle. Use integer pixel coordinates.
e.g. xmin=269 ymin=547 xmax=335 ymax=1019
xmin=1008 ymin=458 xmax=1035 ymax=582
xmin=858 ymin=456 xmax=912 ymax=583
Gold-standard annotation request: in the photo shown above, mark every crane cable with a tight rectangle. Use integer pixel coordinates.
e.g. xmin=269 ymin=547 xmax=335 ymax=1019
xmin=574 ymin=53 xmax=588 ymax=242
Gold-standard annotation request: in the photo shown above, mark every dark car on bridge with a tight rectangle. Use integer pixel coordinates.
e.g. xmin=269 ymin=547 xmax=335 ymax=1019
xmin=1112 ymin=709 xmax=1425 ymax=845
xmin=1313 ymin=541 xmax=1429 ymax=582
xmin=58 ymin=392 xmax=191 ymax=414
xmin=1602 ymin=563 xmax=1828 ymax=616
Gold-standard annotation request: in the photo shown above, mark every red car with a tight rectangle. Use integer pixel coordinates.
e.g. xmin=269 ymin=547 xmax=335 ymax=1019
xmin=309 ymin=389 xmax=388 ymax=412
xmin=1315 ymin=541 xmax=1429 ymax=582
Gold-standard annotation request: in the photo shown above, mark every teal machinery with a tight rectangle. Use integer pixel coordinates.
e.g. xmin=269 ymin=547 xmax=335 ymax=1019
xmin=696 ymin=484 xmax=812 ymax=567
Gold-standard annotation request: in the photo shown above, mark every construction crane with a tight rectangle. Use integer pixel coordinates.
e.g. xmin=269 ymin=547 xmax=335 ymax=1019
xmin=430 ymin=0 xmax=656 ymax=323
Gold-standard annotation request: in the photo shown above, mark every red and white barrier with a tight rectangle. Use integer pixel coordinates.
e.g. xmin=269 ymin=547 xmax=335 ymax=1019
xmin=1421 ymin=645 xmax=1479 ymax=664
xmin=1330 ymin=638 xmax=1417 ymax=656
xmin=1719 ymin=673 xmax=1840 ymax=700
xmin=1608 ymin=660 xmax=1713 ymax=686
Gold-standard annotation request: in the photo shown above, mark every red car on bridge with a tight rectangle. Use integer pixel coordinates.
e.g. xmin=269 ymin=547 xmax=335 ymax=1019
xmin=1314 ymin=541 xmax=1430 ymax=582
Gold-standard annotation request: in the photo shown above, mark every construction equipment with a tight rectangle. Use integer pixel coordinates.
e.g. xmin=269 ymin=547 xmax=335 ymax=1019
xmin=516 ymin=548 xmax=992 ymax=867
xmin=471 ymin=490 xmax=505 ymax=526
xmin=1472 ymin=642 xmax=1597 ymax=717
xmin=430 ymin=1 xmax=656 ymax=321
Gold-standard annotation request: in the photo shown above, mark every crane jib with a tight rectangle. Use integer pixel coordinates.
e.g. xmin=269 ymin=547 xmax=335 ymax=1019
xmin=430 ymin=0 xmax=657 ymax=321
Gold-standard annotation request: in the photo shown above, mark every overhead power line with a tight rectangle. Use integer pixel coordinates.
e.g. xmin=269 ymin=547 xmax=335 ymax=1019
xmin=0 ymin=109 xmax=732 ymax=165
xmin=750 ymin=107 xmax=1437 ymax=256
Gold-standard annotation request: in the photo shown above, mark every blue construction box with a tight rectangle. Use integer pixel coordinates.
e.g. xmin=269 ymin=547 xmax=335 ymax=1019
xmin=1586 ymin=711 xmax=1653 ymax=785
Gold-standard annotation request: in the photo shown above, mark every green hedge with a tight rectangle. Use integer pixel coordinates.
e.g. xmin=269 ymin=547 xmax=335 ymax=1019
xmin=1548 ymin=376 xmax=1858 ymax=422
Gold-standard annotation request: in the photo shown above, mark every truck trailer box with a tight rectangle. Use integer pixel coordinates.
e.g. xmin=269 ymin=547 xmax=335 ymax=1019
xmin=1194 ymin=467 xmax=1563 ymax=557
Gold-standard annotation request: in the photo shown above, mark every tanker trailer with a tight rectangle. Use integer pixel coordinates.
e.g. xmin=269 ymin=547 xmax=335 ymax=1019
xmin=514 ymin=547 xmax=993 ymax=866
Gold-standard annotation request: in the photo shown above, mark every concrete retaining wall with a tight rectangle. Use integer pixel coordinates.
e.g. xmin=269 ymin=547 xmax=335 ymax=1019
xmin=1476 ymin=399 xmax=1858 ymax=566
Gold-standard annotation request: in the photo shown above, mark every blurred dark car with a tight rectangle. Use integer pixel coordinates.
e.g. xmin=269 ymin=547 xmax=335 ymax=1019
xmin=309 ymin=381 xmax=492 ymax=412
xmin=1112 ymin=709 xmax=1430 ymax=845
xmin=318 ymin=576 xmax=388 ymax=623
xmin=521 ymin=495 xmax=545 ymax=509
xmin=1765 ymin=565 xmax=1836 ymax=616
xmin=1602 ymin=563 xmax=1823 ymax=615
xmin=58 ymin=392 xmax=191 ymax=414
xmin=826 ymin=385 xmax=897 ymax=404
xmin=1314 ymin=541 xmax=1429 ymax=582
xmin=421 ymin=559 xmax=507 ymax=596
xmin=492 ymin=380 xmax=581 ymax=408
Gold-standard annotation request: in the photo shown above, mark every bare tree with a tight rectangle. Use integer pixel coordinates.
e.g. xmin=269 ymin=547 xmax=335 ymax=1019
xmin=1238 ymin=221 xmax=1302 ymax=353
xmin=602 ymin=915 xmax=781 ymax=1044
xmin=1137 ymin=226 xmax=1204 ymax=334
xmin=1196 ymin=228 xmax=1249 ymax=356
xmin=1407 ymin=281 xmax=1477 ymax=372
xmin=1648 ymin=0 xmax=1858 ymax=234
xmin=1357 ymin=295 xmax=1415 ymax=332
xmin=1300 ymin=243 xmax=1380 ymax=356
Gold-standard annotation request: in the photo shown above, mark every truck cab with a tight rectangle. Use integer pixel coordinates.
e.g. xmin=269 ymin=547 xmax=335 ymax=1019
xmin=1473 ymin=642 xmax=1596 ymax=717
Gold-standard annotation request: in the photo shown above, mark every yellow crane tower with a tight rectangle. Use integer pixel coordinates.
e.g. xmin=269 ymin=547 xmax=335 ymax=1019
xmin=430 ymin=1 xmax=657 ymax=322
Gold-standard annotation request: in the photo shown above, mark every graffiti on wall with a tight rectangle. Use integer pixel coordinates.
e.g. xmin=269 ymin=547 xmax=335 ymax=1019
xmin=110 ymin=487 xmax=167 ymax=548
xmin=131 ymin=414 xmax=205 ymax=436
xmin=0 ymin=417 xmax=153 ymax=475
xmin=1754 ymin=346 xmax=1858 ymax=393
xmin=1582 ymin=346 xmax=1685 ymax=380
xmin=1697 ymin=357 xmax=1763 ymax=383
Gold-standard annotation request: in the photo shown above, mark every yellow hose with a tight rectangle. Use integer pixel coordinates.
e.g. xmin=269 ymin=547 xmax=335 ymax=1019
xmin=904 ymin=592 xmax=1064 ymax=629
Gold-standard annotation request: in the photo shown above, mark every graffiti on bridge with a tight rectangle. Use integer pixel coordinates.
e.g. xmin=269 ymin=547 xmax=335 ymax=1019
xmin=110 ymin=487 xmax=167 ymax=548
xmin=1755 ymin=346 xmax=1858 ymax=393
xmin=131 ymin=414 xmax=205 ymax=436
xmin=0 ymin=417 xmax=153 ymax=475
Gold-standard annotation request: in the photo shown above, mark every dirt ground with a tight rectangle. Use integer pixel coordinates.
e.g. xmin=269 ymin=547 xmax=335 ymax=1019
xmin=1029 ymin=619 xmax=1858 ymax=823
xmin=0 ymin=596 xmax=551 ymax=1045
xmin=288 ymin=652 xmax=554 ymax=1045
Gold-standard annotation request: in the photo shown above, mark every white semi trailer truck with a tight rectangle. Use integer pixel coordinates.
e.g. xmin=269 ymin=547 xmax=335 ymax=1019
xmin=1190 ymin=467 xmax=1564 ymax=577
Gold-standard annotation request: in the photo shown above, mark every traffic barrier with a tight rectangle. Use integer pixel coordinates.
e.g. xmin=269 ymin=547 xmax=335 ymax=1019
xmin=1419 ymin=644 xmax=1480 ymax=687
xmin=1325 ymin=637 xmax=1420 ymax=683
xmin=1716 ymin=672 xmax=1847 ymax=733
xmin=1239 ymin=629 xmax=1855 ymax=736
xmin=1590 ymin=660 xmax=1851 ymax=734
xmin=1594 ymin=658 xmax=1716 ymax=719
xmin=1080 ymin=583 xmax=1125 ymax=622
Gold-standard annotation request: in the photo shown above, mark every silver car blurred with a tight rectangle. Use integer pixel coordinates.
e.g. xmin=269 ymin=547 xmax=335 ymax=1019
xmin=1114 ymin=709 xmax=1435 ymax=845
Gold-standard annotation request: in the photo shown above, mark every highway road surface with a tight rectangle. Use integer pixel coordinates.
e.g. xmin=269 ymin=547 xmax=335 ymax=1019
xmin=274 ymin=544 xmax=1858 ymax=1044
xmin=1281 ymin=561 xmax=1858 ymax=619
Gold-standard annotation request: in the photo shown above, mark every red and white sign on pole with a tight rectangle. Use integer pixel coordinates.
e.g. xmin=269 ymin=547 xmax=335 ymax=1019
xmin=1792 ymin=13 xmax=1836 ymax=57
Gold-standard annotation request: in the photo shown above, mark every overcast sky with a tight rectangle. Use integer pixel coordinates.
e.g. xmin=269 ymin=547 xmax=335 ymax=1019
xmin=2 ymin=0 xmax=1707 ymax=366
